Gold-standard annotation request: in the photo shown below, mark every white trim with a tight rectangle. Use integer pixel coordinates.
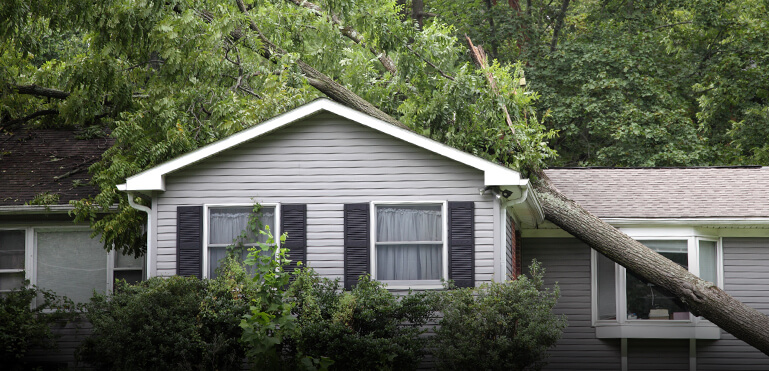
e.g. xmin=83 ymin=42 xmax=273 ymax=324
xmin=119 ymin=99 xmax=527 ymax=192
xmin=595 ymin=323 xmax=721 ymax=339
xmin=202 ymin=203 xmax=280 ymax=279
xmin=603 ymin=217 xmax=769 ymax=226
xmin=499 ymin=203 xmax=507 ymax=281
xmin=370 ymin=201 xmax=448 ymax=290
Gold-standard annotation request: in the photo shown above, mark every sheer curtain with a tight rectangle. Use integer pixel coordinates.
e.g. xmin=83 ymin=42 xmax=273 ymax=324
xmin=208 ymin=207 xmax=274 ymax=278
xmin=699 ymin=240 xmax=717 ymax=284
xmin=376 ymin=205 xmax=442 ymax=280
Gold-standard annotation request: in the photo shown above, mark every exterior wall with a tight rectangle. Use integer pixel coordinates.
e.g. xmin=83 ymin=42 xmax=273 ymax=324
xmin=25 ymin=318 xmax=93 ymax=370
xmin=522 ymin=237 xmax=621 ymax=370
xmin=697 ymin=237 xmax=769 ymax=370
xmin=524 ymin=236 xmax=769 ymax=370
xmin=153 ymin=113 xmax=498 ymax=283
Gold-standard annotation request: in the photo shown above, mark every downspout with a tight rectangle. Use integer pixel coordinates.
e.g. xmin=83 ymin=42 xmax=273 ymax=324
xmin=126 ymin=192 xmax=152 ymax=279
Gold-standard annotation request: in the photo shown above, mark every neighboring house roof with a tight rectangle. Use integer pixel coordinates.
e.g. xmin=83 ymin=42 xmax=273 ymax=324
xmin=545 ymin=166 xmax=769 ymax=219
xmin=0 ymin=128 xmax=111 ymax=207
xmin=118 ymin=98 xmax=528 ymax=192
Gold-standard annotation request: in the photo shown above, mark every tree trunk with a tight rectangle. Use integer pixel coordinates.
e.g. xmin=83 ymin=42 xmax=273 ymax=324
xmin=533 ymin=169 xmax=769 ymax=355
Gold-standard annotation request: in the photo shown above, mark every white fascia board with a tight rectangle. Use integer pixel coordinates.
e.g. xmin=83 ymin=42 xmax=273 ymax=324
xmin=120 ymin=98 xmax=526 ymax=192
xmin=603 ymin=217 xmax=769 ymax=226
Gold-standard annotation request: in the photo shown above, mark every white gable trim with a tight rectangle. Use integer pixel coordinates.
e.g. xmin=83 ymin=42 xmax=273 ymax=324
xmin=119 ymin=99 xmax=526 ymax=192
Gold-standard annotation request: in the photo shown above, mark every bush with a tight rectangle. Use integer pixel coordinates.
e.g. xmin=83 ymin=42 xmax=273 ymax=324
xmin=0 ymin=283 xmax=77 ymax=370
xmin=430 ymin=261 xmax=566 ymax=371
xmin=286 ymin=270 xmax=434 ymax=370
xmin=79 ymin=261 xmax=252 ymax=371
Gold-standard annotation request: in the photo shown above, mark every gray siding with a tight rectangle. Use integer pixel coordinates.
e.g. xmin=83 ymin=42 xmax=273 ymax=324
xmin=505 ymin=214 xmax=513 ymax=278
xmin=24 ymin=318 xmax=93 ymax=369
xmin=154 ymin=113 xmax=498 ymax=283
xmin=697 ymin=237 xmax=769 ymax=370
xmin=522 ymin=237 xmax=621 ymax=370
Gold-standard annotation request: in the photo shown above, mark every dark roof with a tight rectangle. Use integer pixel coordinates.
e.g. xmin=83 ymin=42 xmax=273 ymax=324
xmin=0 ymin=129 xmax=112 ymax=206
xmin=544 ymin=167 xmax=769 ymax=218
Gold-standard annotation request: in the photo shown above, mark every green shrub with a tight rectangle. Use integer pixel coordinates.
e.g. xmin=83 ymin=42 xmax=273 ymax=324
xmin=0 ymin=283 xmax=77 ymax=370
xmin=286 ymin=270 xmax=434 ymax=371
xmin=430 ymin=261 xmax=566 ymax=371
xmin=79 ymin=265 xmax=252 ymax=371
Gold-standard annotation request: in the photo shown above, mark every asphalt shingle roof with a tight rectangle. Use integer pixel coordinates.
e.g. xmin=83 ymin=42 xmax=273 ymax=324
xmin=0 ymin=129 xmax=112 ymax=206
xmin=544 ymin=167 xmax=769 ymax=219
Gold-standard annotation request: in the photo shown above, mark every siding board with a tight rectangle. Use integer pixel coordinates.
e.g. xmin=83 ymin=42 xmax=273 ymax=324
xmin=154 ymin=115 xmax=496 ymax=283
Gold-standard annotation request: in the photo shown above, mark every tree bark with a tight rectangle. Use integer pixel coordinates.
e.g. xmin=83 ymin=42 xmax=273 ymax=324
xmin=13 ymin=84 xmax=70 ymax=99
xmin=549 ymin=0 xmax=570 ymax=52
xmin=533 ymin=169 xmax=769 ymax=355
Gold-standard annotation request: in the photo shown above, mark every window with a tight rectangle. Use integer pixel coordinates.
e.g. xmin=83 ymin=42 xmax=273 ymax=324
xmin=372 ymin=203 xmax=447 ymax=285
xmin=205 ymin=205 xmax=276 ymax=278
xmin=0 ymin=227 xmax=144 ymax=303
xmin=0 ymin=230 xmax=26 ymax=294
xmin=593 ymin=233 xmax=722 ymax=339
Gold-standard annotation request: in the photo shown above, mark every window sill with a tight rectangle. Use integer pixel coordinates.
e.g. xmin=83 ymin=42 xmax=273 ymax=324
xmin=379 ymin=280 xmax=445 ymax=290
xmin=594 ymin=321 xmax=721 ymax=339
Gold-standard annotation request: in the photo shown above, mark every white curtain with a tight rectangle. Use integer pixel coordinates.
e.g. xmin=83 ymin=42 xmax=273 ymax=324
xmin=208 ymin=207 xmax=274 ymax=278
xmin=376 ymin=206 xmax=442 ymax=280
xmin=699 ymin=240 xmax=717 ymax=284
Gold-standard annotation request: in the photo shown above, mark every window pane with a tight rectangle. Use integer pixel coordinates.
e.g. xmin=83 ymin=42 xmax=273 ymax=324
xmin=376 ymin=205 xmax=442 ymax=242
xmin=114 ymin=270 xmax=143 ymax=285
xmin=377 ymin=244 xmax=442 ymax=280
xmin=37 ymin=230 xmax=107 ymax=303
xmin=596 ymin=252 xmax=616 ymax=320
xmin=627 ymin=240 xmax=688 ymax=320
xmin=115 ymin=252 xmax=144 ymax=269
xmin=209 ymin=207 xmax=275 ymax=245
xmin=699 ymin=240 xmax=718 ymax=284
xmin=0 ymin=272 xmax=25 ymax=291
xmin=0 ymin=230 xmax=25 ymax=269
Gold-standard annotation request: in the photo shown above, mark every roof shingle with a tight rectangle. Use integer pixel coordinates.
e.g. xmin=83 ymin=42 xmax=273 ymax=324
xmin=544 ymin=167 xmax=769 ymax=218
xmin=0 ymin=129 xmax=112 ymax=206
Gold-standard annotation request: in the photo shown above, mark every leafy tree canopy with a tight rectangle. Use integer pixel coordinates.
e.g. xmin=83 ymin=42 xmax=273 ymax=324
xmin=428 ymin=0 xmax=769 ymax=166
xmin=0 ymin=0 xmax=554 ymax=256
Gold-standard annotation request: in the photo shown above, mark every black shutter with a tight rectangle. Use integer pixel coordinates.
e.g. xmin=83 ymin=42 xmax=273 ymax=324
xmin=344 ymin=203 xmax=369 ymax=290
xmin=449 ymin=201 xmax=474 ymax=288
xmin=177 ymin=206 xmax=203 ymax=278
xmin=281 ymin=204 xmax=307 ymax=273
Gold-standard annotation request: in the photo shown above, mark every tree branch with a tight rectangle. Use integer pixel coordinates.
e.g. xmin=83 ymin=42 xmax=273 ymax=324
xmin=549 ymin=0 xmax=571 ymax=52
xmin=647 ymin=21 xmax=692 ymax=32
xmin=13 ymin=84 xmax=69 ymax=99
xmin=1 ymin=109 xmax=59 ymax=130
xmin=283 ymin=0 xmax=397 ymax=75
xmin=406 ymin=45 xmax=455 ymax=81
xmin=234 ymin=0 xmax=407 ymax=129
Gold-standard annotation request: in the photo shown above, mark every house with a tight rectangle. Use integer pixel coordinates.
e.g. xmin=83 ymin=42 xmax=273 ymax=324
xmin=117 ymin=98 xmax=541 ymax=290
xmin=1 ymin=128 xmax=144 ymax=368
xmin=524 ymin=167 xmax=769 ymax=370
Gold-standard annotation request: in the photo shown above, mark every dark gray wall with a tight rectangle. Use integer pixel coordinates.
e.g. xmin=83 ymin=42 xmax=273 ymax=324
xmin=522 ymin=237 xmax=621 ymax=370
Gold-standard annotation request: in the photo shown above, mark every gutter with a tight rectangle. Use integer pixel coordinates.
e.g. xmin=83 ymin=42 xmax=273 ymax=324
xmin=123 ymin=189 xmax=153 ymax=279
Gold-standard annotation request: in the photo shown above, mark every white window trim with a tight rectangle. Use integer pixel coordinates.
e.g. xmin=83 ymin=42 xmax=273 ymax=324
xmin=590 ymin=227 xmax=724 ymax=339
xmin=369 ymin=201 xmax=448 ymax=290
xmin=202 ymin=203 xmax=281 ymax=279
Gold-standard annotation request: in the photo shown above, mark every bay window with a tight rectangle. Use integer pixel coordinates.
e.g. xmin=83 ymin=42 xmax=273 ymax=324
xmin=372 ymin=203 xmax=447 ymax=286
xmin=593 ymin=233 xmax=722 ymax=339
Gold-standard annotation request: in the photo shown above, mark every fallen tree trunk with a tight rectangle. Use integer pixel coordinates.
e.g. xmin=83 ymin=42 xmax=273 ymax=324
xmin=533 ymin=169 xmax=769 ymax=355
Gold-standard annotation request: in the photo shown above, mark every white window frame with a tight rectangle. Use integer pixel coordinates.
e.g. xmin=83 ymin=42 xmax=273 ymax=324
xmin=370 ymin=201 xmax=448 ymax=290
xmin=0 ymin=225 xmax=144 ymax=303
xmin=202 ymin=203 xmax=281 ymax=279
xmin=590 ymin=227 xmax=723 ymax=339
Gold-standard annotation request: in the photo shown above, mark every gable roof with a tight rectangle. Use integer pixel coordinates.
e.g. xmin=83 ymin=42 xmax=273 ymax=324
xmin=118 ymin=99 xmax=527 ymax=192
xmin=545 ymin=167 xmax=769 ymax=219
xmin=1 ymin=128 xmax=111 ymax=208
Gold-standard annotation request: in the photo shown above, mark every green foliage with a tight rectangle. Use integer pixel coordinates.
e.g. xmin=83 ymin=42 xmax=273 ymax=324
xmin=79 ymin=274 xmax=250 ymax=371
xmin=1 ymin=0 xmax=557 ymax=257
xmin=286 ymin=270 xmax=433 ymax=370
xmin=430 ymin=261 xmax=566 ymax=371
xmin=25 ymin=191 xmax=60 ymax=206
xmin=0 ymin=283 xmax=77 ymax=369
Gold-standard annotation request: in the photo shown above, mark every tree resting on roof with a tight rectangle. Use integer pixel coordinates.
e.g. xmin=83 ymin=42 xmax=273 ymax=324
xmin=2 ymin=0 xmax=769 ymax=355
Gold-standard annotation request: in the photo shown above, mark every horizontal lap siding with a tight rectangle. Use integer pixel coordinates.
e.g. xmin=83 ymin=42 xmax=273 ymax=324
xmin=155 ymin=114 xmax=496 ymax=283
xmin=24 ymin=318 xmax=93 ymax=369
xmin=697 ymin=237 xmax=769 ymax=370
xmin=522 ymin=237 xmax=621 ymax=370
